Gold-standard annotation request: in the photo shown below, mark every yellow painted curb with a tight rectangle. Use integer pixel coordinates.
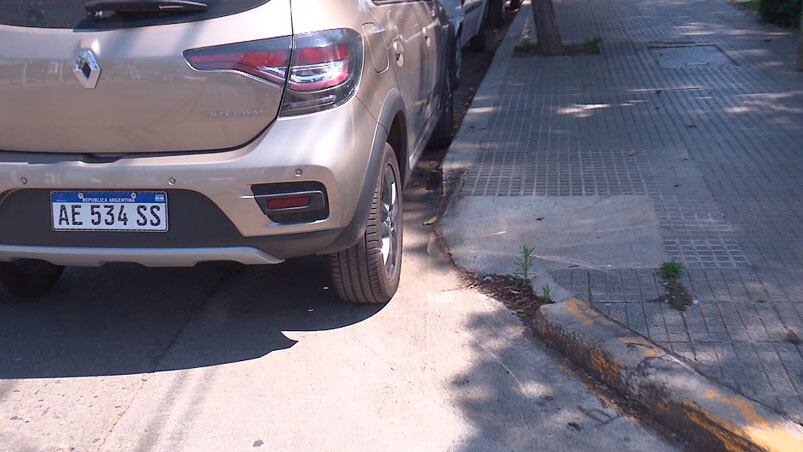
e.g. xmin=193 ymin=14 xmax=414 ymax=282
xmin=532 ymin=298 xmax=803 ymax=452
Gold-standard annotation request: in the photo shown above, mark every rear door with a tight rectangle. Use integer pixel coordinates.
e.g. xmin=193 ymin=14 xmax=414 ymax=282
xmin=371 ymin=1 xmax=427 ymax=142
xmin=415 ymin=1 xmax=444 ymax=133
xmin=0 ymin=0 xmax=292 ymax=154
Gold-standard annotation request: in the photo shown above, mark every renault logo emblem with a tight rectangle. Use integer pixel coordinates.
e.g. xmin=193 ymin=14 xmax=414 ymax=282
xmin=73 ymin=50 xmax=101 ymax=89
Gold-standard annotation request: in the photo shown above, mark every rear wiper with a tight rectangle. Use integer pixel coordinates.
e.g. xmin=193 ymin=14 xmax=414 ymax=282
xmin=85 ymin=0 xmax=208 ymax=16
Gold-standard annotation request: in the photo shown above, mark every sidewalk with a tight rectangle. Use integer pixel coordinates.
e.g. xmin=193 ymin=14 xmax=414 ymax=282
xmin=441 ymin=0 xmax=803 ymax=424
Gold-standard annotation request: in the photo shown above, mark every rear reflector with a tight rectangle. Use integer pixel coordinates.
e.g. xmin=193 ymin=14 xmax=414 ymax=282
xmin=265 ymin=196 xmax=310 ymax=210
xmin=251 ymin=182 xmax=329 ymax=225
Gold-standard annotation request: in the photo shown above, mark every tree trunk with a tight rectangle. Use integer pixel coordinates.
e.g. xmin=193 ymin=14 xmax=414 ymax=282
xmin=532 ymin=0 xmax=565 ymax=55
xmin=797 ymin=11 xmax=803 ymax=71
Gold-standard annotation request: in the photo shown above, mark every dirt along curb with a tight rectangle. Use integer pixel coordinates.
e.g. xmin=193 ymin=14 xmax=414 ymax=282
xmin=532 ymin=299 xmax=803 ymax=451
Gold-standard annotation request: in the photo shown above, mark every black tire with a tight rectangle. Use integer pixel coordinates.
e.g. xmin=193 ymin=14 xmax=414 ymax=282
xmin=329 ymin=143 xmax=403 ymax=304
xmin=467 ymin=18 xmax=487 ymax=52
xmin=489 ymin=0 xmax=506 ymax=27
xmin=0 ymin=260 xmax=64 ymax=303
xmin=429 ymin=74 xmax=454 ymax=149
xmin=510 ymin=0 xmax=521 ymax=9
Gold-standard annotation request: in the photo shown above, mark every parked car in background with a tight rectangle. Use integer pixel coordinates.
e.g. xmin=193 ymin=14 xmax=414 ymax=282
xmin=0 ymin=0 xmax=455 ymax=305
xmin=440 ymin=0 xmax=510 ymax=87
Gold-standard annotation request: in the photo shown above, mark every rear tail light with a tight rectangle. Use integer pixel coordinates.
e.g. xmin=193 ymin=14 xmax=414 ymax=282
xmin=183 ymin=29 xmax=363 ymax=116
xmin=184 ymin=37 xmax=292 ymax=85
xmin=281 ymin=29 xmax=364 ymax=115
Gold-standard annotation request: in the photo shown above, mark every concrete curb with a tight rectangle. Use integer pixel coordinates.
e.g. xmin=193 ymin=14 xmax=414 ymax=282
xmin=441 ymin=1 xmax=530 ymax=194
xmin=532 ymin=298 xmax=803 ymax=452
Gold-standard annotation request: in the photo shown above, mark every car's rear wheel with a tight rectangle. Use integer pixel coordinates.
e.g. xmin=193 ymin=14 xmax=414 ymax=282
xmin=489 ymin=0 xmax=506 ymax=27
xmin=329 ymin=143 xmax=403 ymax=304
xmin=510 ymin=0 xmax=522 ymax=9
xmin=0 ymin=260 xmax=64 ymax=303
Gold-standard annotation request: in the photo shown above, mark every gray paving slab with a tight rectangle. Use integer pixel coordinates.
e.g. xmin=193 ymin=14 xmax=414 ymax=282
xmin=441 ymin=0 xmax=803 ymax=423
xmin=441 ymin=195 xmax=666 ymax=273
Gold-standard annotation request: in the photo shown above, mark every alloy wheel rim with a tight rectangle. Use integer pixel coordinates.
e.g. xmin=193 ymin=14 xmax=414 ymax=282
xmin=380 ymin=164 xmax=399 ymax=276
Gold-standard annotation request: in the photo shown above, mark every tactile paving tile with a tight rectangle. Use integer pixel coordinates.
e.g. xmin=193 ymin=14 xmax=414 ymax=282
xmin=663 ymin=237 xmax=749 ymax=269
xmin=463 ymin=148 xmax=675 ymax=197
xmin=649 ymin=45 xmax=734 ymax=70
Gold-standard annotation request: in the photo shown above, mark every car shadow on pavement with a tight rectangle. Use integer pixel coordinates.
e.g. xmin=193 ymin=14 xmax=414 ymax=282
xmin=0 ymin=257 xmax=383 ymax=379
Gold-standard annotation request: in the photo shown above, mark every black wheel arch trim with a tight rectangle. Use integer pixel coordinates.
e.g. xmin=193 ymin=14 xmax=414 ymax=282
xmin=317 ymin=92 xmax=406 ymax=255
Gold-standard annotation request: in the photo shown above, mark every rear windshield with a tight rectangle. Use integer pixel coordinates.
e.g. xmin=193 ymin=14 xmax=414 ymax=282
xmin=0 ymin=1 xmax=271 ymax=29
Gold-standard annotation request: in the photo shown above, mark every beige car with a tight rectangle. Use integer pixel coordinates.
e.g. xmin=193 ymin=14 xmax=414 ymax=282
xmin=0 ymin=0 xmax=455 ymax=304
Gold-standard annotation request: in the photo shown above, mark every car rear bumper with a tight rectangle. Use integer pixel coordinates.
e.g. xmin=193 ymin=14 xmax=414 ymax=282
xmin=0 ymin=98 xmax=386 ymax=265
xmin=0 ymin=244 xmax=283 ymax=267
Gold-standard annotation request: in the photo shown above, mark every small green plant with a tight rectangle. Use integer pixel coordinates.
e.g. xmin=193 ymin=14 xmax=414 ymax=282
xmin=733 ymin=0 xmax=762 ymax=14
xmin=542 ymin=284 xmax=553 ymax=303
xmin=581 ymin=37 xmax=603 ymax=55
xmin=659 ymin=260 xmax=683 ymax=280
xmin=513 ymin=39 xmax=538 ymax=57
xmin=758 ymin=0 xmax=801 ymax=28
xmin=514 ymin=245 xmax=536 ymax=283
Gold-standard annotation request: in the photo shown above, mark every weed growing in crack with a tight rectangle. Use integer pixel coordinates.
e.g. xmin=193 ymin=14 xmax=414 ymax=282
xmin=659 ymin=260 xmax=683 ymax=280
xmin=513 ymin=37 xmax=603 ymax=57
xmin=513 ymin=245 xmax=535 ymax=285
xmin=581 ymin=37 xmax=603 ymax=54
xmin=653 ymin=261 xmax=692 ymax=311
xmin=513 ymin=40 xmax=538 ymax=57
xmin=542 ymin=284 xmax=553 ymax=304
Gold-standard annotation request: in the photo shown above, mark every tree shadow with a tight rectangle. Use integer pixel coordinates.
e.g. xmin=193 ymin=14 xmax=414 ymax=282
xmin=446 ymin=309 xmax=678 ymax=450
xmin=574 ymin=267 xmax=803 ymax=424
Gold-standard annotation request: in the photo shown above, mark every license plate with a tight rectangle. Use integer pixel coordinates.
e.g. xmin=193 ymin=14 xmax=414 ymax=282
xmin=51 ymin=191 xmax=168 ymax=232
